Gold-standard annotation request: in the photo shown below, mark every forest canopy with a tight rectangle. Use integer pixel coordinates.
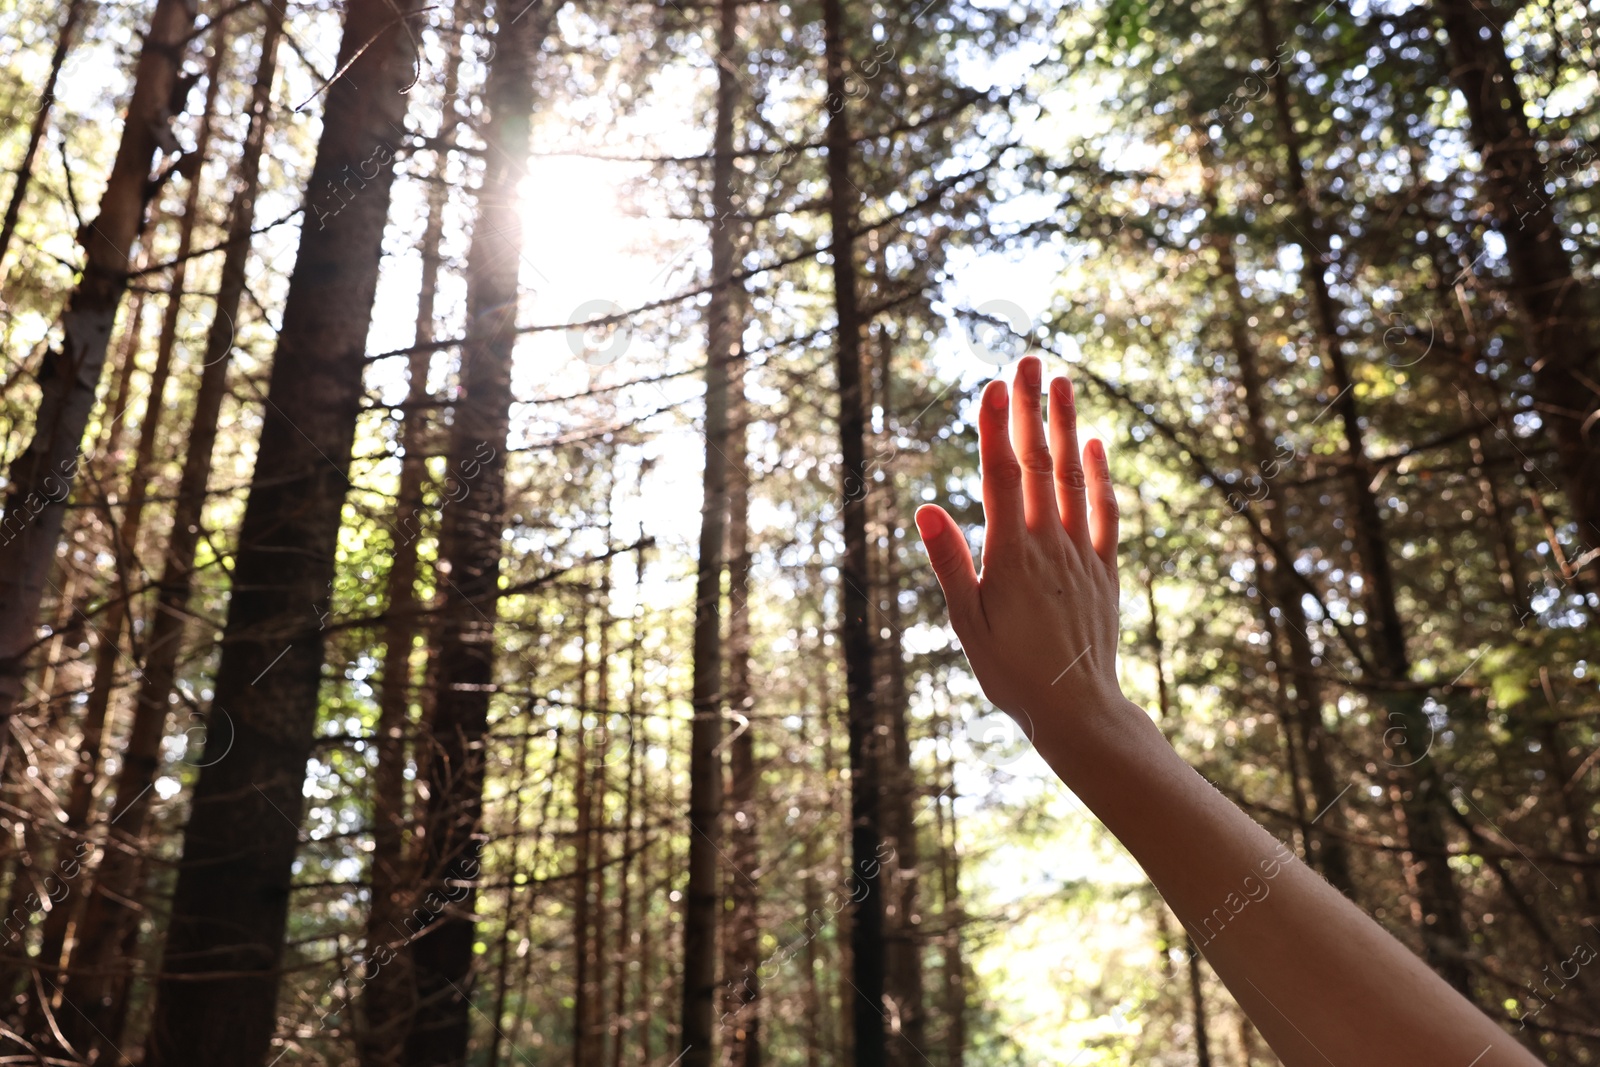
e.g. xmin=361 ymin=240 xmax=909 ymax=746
xmin=0 ymin=0 xmax=1597 ymax=1063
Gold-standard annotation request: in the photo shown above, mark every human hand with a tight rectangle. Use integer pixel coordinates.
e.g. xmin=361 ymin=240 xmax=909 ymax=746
xmin=914 ymin=355 xmax=1135 ymax=755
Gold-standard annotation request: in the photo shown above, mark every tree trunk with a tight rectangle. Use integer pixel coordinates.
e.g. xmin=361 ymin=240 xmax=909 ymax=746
xmin=821 ymin=0 xmax=886 ymax=1059
xmin=362 ymin=2 xmax=469 ymax=1059
xmin=0 ymin=0 xmax=198 ymax=759
xmin=1200 ymin=147 xmax=1354 ymax=893
xmin=58 ymin=11 xmax=287 ymax=1054
xmin=1 ymin=278 xmax=139 ymax=1016
xmin=1433 ymin=0 xmax=1600 ymax=550
xmin=869 ymin=317 xmax=923 ymax=1066
xmin=485 ymin=724 xmax=531 ymax=1067
xmin=26 ymin=44 xmax=227 ymax=1046
xmin=1185 ymin=933 xmax=1212 ymax=1067
xmin=609 ymin=611 xmax=642 ymax=1067
xmin=681 ymin=0 xmax=740 ymax=1058
xmin=932 ymin=752 xmax=964 ymax=1067
xmin=1253 ymin=0 xmax=1471 ymax=995
xmin=0 ymin=0 xmax=91 ymax=274
xmin=401 ymin=2 xmax=545 ymax=1060
xmin=722 ymin=354 xmax=759 ymax=1067
xmin=574 ymin=602 xmax=596 ymax=1067
xmin=1141 ymin=503 xmax=1215 ymax=1065
xmin=587 ymin=576 xmax=611 ymax=1067
xmin=139 ymin=2 xmax=420 ymax=1062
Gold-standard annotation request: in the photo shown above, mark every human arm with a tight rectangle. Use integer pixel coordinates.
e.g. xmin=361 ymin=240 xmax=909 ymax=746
xmin=913 ymin=354 xmax=1540 ymax=1067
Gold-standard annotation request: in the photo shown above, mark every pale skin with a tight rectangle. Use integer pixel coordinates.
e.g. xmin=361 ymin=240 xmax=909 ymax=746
xmin=913 ymin=354 xmax=1542 ymax=1067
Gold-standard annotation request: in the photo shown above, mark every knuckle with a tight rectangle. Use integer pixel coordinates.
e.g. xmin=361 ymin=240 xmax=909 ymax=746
xmin=987 ymin=459 xmax=1022 ymax=488
xmin=1057 ymin=466 xmax=1087 ymax=491
xmin=1020 ymin=446 xmax=1053 ymax=474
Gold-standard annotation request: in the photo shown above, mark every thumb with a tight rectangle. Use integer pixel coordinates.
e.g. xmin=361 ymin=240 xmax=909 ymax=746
xmin=915 ymin=505 xmax=980 ymax=632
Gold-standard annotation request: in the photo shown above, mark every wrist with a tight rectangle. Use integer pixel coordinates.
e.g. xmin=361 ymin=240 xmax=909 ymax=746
xmin=1031 ymin=694 xmax=1177 ymax=794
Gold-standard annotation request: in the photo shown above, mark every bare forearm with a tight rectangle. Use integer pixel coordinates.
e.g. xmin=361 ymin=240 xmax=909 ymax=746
xmin=1037 ymin=700 xmax=1539 ymax=1067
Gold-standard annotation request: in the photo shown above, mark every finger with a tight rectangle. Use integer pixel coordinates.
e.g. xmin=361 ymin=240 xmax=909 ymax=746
xmin=1048 ymin=376 xmax=1091 ymax=546
xmin=914 ymin=504 xmax=981 ymax=632
xmin=1086 ymin=437 xmax=1120 ymax=570
xmin=978 ymin=377 xmax=1024 ymax=549
xmin=1009 ymin=355 xmax=1057 ymax=532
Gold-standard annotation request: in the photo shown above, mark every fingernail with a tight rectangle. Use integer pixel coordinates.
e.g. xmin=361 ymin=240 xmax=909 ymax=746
xmin=1023 ymin=357 xmax=1041 ymax=388
xmin=914 ymin=506 xmax=942 ymax=540
xmin=986 ymin=381 xmax=1008 ymax=409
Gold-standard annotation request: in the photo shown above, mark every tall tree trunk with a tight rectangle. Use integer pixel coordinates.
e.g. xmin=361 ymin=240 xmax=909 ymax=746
xmin=1254 ymin=0 xmax=1471 ymax=995
xmin=1200 ymin=143 xmax=1354 ymax=894
xmin=722 ymin=356 xmax=759 ymax=1067
xmin=681 ymin=0 xmax=740 ymax=1058
xmin=0 ymin=318 xmax=128 ymax=1008
xmin=0 ymin=281 xmax=140 ymax=1008
xmin=0 ymin=0 xmax=198 ymax=758
xmin=139 ymin=2 xmax=421 ymax=1062
xmin=25 ymin=45 xmax=227 ymax=1044
xmin=1433 ymin=0 xmax=1600 ymax=550
xmin=0 ymin=0 xmax=91 ymax=275
xmin=1254 ymin=542 xmax=1315 ymax=858
xmin=401 ymin=4 xmax=546 ymax=1060
xmin=1185 ymin=934 xmax=1212 ymax=1067
xmin=1140 ymin=502 xmax=1213 ymax=1067
xmin=799 ymin=689 xmax=827 ymax=1067
xmin=870 ymin=319 xmax=923 ymax=1066
xmin=932 ymin=753 xmax=964 ymax=1067
xmin=609 ymin=605 xmax=642 ymax=1067
xmin=821 ymin=0 xmax=886 ymax=1059
xmin=363 ymin=2 xmax=469 ymax=1059
xmin=574 ymin=627 xmax=596 ymax=1067
xmin=587 ymin=573 xmax=611 ymax=1067
xmin=485 ymin=724 xmax=531 ymax=1067
xmin=58 ymin=11 xmax=287 ymax=1054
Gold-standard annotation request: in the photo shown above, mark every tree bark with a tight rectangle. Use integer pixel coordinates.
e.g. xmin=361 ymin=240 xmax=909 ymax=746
xmin=27 ymin=43 xmax=227 ymax=1047
xmin=362 ymin=3 xmax=470 ymax=1060
xmin=139 ymin=2 xmax=421 ymax=1062
xmin=821 ymin=0 xmax=886 ymax=1060
xmin=573 ymin=600 xmax=597 ymax=1067
xmin=57 ymin=10 xmax=287 ymax=1055
xmin=401 ymin=3 xmax=546 ymax=1060
xmin=0 ymin=0 xmax=199 ymax=759
xmin=1199 ymin=143 xmax=1354 ymax=894
xmin=681 ymin=0 xmax=740 ymax=1059
xmin=722 ymin=352 xmax=759 ymax=1067
xmin=932 ymin=752 xmax=964 ymax=1067
xmin=870 ymin=317 xmax=923 ymax=1067
xmin=1185 ymin=934 xmax=1212 ymax=1067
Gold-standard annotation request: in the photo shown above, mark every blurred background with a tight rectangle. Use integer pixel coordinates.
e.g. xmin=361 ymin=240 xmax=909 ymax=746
xmin=0 ymin=0 xmax=1596 ymax=1063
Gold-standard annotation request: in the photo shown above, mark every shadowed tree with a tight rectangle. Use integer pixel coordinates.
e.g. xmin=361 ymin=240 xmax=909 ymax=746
xmin=56 ymin=8 xmax=288 ymax=1056
xmin=681 ymin=0 xmax=741 ymax=1058
xmin=403 ymin=1 xmax=552 ymax=1062
xmin=138 ymin=1 xmax=423 ymax=1062
xmin=0 ymin=0 xmax=198 ymax=757
xmin=821 ymin=0 xmax=886 ymax=1060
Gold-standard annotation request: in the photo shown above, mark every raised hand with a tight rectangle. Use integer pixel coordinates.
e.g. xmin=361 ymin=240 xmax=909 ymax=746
xmin=913 ymin=354 xmax=1134 ymax=752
